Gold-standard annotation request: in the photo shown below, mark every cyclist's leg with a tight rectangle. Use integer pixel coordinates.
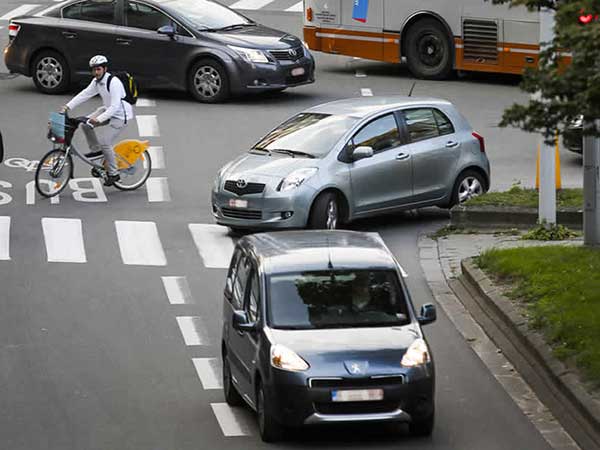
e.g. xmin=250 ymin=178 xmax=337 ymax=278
xmin=99 ymin=118 xmax=126 ymax=176
xmin=81 ymin=123 xmax=102 ymax=154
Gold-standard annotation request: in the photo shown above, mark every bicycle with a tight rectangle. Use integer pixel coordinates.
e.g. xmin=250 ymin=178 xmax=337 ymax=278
xmin=35 ymin=112 xmax=152 ymax=198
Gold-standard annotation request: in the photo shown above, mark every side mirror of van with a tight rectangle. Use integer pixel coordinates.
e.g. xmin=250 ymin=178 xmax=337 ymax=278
xmin=418 ymin=303 xmax=437 ymax=326
xmin=232 ymin=310 xmax=256 ymax=332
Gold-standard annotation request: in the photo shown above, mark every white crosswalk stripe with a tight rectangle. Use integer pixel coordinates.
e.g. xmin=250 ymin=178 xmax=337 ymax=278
xmin=210 ymin=403 xmax=254 ymax=436
xmin=115 ymin=220 xmax=167 ymax=266
xmin=42 ymin=218 xmax=87 ymax=263
xmin=145 ymin=177 xmax=171 ymax=202
xmin=188 ymin=224 xmax=235 ymax=269
xmin=176 ymin=316 xmax=209 ymax=345
xmin=193 ymin=358 xmax=223 ymax=389
xmin=0 ymin=4 xmax=40 ymax=21
xmin=136 ymin=115 xmax=160 ymax=137
xmin=145 ymin=146 xmax=165 ymax=169
xmin=286 ymin=1 xmax=303 ymax=12
xmin=162 ymin=276 xmax=194 ymax=304
xmin=0 ymin=216 xmax=11 ymax=260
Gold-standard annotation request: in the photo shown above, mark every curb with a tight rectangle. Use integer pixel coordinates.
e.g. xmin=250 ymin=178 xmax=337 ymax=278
xmin=461 ymin=258 xmax=600 ymax=449
xmin=451 ymin=206 xmax=583 ymax=229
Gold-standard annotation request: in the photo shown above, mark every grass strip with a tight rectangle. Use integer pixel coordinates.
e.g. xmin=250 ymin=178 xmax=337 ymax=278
xmin=477 ymin=246 xmax=600 ymax=387
xmin=466 ymin=186 xmax=583 ymax=208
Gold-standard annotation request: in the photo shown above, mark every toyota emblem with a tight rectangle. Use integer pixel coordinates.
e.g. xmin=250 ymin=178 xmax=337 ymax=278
xmin=236 ymin=179 xmax=247 ymax=189
xmin=289 ymin=49 xmax=297 ymax=57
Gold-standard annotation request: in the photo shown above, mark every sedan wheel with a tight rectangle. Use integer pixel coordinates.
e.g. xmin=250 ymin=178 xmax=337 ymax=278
xmin=309 ymin=192 xmax=341 ymax=230
xmin=326 ymin=199 xmax=338 ymax=230
xmin=188 ymin=59 xmax=230 ymax=103
xmin=32 ymin=51 xmax=70 ymax=94
xmin=451 ymin=170 xmax=486 ymax=206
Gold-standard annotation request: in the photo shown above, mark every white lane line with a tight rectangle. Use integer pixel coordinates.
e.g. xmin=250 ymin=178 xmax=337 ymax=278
xmin=136 ymin=98 xmax=156 ymax=107
xmin=42 ymin=218 xmax=86 ymax=263
xmin=146 ymin=177 xmax=171 ymax=202
xmin=230 ymin=0 xmax=274 ymax=10
xmin=355 ymin=69 xmax=367 ymax=78
xmin=361 ymin=88 xmax=373 ymax=97
xmin=161 ymin=276 xmax=193 ymax=304
xmin=146 ymin=146 xmax=165 ymax=169
xmin=176 ymin=316 xmax=209 ymax=346
xmin=0 ymin=217 xmax=11 ymax=260
xmin=286 ymin=1 xmax=303 ymax=11
xmin=188 ymin=224 xmax=235 ymax=269
xmin=211 ymin=403 xmax=253 ymax=436
xmin=0 ymin=5 xmax=40 ymax=20
xmin=114 ymin=221 xmax=167 ymax=266
xmin=193 ymin=358 xmax=223 ymax=389
xmin=136 ymin=115 xmax=160 ymax=137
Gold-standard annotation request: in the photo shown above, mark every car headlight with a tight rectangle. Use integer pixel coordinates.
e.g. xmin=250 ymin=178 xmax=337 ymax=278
xmin=228 ymin=45 xmax=269 ymax=63
xmin=302 ymin=40 xmax=310 ymax=50
xmin=401 ymin=339 xmax=430 ymax=367
xmin=271 ymin=344 xmax=309 ymax=372
xmin=279 ymin=168 xmax=318 ymax=192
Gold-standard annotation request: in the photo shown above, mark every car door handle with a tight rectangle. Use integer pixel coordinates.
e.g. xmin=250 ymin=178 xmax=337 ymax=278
xmin=396 ymin=153 xmax=410 ymax=161
xmin=61 ymin=31 xmax=77 ymax=39
xmin=116 ymin=38 xmax=132 ymax=45
xmin=446 ymin=141 xmax=460 ymax=148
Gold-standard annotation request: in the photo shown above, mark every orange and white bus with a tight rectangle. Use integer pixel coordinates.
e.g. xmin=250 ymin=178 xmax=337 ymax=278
xmin=303 ymin=0 xmax=542 ymax=79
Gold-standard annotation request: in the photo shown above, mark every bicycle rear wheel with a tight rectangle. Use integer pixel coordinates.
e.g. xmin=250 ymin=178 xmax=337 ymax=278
xmin=35 ymin=149 xmax=73 ymax=197
xmin=114 ymin=150 xmax=152 ymax=191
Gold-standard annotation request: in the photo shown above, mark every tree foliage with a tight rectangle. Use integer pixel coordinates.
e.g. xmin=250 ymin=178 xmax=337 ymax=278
xmin=491 ymin=0 xmax=600 ymax=141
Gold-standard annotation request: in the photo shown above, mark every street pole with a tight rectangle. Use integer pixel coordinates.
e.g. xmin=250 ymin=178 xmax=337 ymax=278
xmin=583 ymin=120 xmax=600 ymax=246
xmin=537 ymin=7 xmax=556 ymax=226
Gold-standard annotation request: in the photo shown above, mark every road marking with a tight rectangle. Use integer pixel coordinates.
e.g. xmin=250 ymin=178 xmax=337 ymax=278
xmin=146 ymin=177 xmax=171 ymax=202
xmin=0 ymin=5 xmax=40 ymax=20
xmin=114 ymin=221 xmax=167 ymax=266
xmin=355 ymin=69 xmax=367 ymax=78
xmin=210 ymin=403 xmax=253 ymax=436
xmin=136 ymin=98 xmax=156 ymax=107
xmin=0 ymin=216 xmax=10 ymax=260
xmin=188 ymin=224 xmax=235 ymax=269
xmin=42 ymin=218 xmax=86 ymax=263
xmin=136 ymin=115 xmax=160 ymax=137
xmin=286 ymin=1 xmax=303 ymax=11
xmin=146 ymin=146 xmax=165 ymax=169
xmin=176 ymin=316 xmax=209 ymax=345
xmin=193 ymin=358 xmax=223 ymax=389
xmin=361 ymin=88 xmax=373 ymax=96
xmin=229 ymin=0 xmax=274 ymax=10
xmin=161 ymin=276 xmax=193 ymax=304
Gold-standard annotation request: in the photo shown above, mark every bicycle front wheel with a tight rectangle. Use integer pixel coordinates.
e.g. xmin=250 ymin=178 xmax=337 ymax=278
xmin=114 ymin=150 xmax=152 ymax=191
xmin=35 ymin=149 xmax=73 ymax=197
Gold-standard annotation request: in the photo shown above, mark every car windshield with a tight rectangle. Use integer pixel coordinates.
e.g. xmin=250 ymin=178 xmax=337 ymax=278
xmin=252 ymin=113 xmax=358 ymax=158
xmin=268 ymin=270 xmax=410 ymax=330
xmin=154 ymin=0 xmax=251 ymax=30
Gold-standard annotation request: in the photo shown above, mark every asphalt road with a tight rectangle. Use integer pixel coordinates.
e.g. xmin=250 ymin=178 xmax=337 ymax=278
xmin=0 ymin=3 xmax=578 ymax=450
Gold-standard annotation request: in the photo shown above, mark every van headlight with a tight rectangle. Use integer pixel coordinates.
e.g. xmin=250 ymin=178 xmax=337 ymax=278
xmin=271 ymin=344 xmax=309 ymax=372
xmin=278 ymin=168 xmax=318 ymax=192
xmin=401 ymin=339 xmax=430 ymax=367
xmin=228 ymin=45 xmax=269 ymax=63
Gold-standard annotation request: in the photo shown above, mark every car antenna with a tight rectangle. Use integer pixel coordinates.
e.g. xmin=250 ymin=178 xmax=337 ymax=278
xmin=408 ymin=81 xmax=416 ymax=97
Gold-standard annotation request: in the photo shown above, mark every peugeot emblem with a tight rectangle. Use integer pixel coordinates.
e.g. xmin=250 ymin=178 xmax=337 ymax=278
xmin=344 ymin=360 xmax=369 ymax=376
xmin=236 ymin=179 xmax=247 ymax=189
xmin=289 ymin=48 xmax=297 ymax=57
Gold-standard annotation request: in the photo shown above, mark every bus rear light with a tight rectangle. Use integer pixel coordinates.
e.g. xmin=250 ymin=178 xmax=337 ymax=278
xmin=472 ymin=132 xmax=485 ymax=153
xmin=306 ymin=7 xmax=313 ymax=22
xmin=8 ymin=23 xmax=21 ymax=38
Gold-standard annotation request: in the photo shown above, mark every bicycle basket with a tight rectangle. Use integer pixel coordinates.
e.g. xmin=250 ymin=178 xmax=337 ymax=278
xmin=48 ymin=112 xmax=77 ymax=144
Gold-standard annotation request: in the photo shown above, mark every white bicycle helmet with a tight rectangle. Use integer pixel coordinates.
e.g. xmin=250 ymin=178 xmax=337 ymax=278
xmin=89 ymin=55 xmax=109 ymax=68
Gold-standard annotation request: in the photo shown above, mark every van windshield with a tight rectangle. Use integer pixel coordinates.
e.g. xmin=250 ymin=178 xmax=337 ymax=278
xmin=267 ymin=270 xmax=410 ymax=330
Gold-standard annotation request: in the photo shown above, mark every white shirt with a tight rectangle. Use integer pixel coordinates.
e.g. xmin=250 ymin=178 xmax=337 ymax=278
xmin=66 ymin=72 xmax=134 ymax=123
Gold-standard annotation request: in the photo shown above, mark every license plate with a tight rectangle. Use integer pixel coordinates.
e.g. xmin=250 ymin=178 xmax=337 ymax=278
xmin=228 ymin=199 xmax=248 ymax=208
xmin=331 ymin=389 xmax=384 ymax=402
xmin=291 ymin=67 xmax=305 ymax=77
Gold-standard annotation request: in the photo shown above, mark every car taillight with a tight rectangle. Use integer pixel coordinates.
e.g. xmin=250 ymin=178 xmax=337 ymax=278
xmin=472 ymin=131 xmax=485 ymax=153
xmin=8 ymin=22 xmax=21 ymax=39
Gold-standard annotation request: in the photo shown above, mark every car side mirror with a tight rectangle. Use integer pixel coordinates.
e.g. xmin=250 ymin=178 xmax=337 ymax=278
xmin=232 ymin=310 xmax=256 ymax=332
xmin=157 ymin=25 xmax=176 ymax=38
xmin=418 ymin=303 xmax=437 ymax=326
xmin=352 ymin=146 xmax=374 ymax=161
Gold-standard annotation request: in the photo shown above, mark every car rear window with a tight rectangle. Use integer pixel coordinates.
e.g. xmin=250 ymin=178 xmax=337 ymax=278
xmin=267 ymin=269 xmax=410 ymax=330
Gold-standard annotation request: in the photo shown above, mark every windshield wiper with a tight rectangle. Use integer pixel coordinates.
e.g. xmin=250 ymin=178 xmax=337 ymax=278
xmin=271 ymin=149 xmax=315 ymax=159
xmin=203 ymin=22 xmax=257 ymax=32
xmin=250 ymin=147 xmax=272 ymax=156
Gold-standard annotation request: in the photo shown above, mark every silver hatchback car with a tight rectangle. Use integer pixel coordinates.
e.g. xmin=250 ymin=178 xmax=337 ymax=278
xmin=212 ymin=96 xmax=490 ymax=231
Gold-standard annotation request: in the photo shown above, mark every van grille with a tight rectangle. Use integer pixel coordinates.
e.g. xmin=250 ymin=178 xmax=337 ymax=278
xmin=462 ymin=19 xmax=498 ymax=64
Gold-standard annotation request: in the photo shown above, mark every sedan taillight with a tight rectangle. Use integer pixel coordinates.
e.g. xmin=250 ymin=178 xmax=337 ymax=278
xmin=8 ymin=22 xmax=21 ymax=39
xmin=472 ymin=131 xmax=485 ymax=153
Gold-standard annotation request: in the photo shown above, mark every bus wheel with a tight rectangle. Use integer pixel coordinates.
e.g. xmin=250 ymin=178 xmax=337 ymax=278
xmin=405 ymin=18 xmax=453 ymax=80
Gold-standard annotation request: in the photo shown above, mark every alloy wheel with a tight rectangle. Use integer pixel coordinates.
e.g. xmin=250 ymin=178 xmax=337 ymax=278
xmin=193 ymin=66 xmax=222 ymax=99
xmin=458 ymin=176 xmax=484 ymax=203
xmin=35 ymin=56 xmax=63 ymax=90
xmin=326 ymin=200 xmax=338 ymax=230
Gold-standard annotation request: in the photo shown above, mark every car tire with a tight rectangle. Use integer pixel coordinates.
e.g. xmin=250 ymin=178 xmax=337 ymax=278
xmin=409 ymin=413 xmax=434 ymax=437
xmin=188 ymin=58 xmax=230 ymax=103
xmin=257 ymin=381 xmax=284 ymax=443
xmin=405 ymin=19 xmax=453 ymax=80
xmin=222 ymin=355 xmax=243 ymax=407
xmin=31 ymin=50 xmax=71 ymax=94
xmin=449 ymin=169 xmax=486 ymax=207
xmin=308 ymin=192 xmax=340 ymax=230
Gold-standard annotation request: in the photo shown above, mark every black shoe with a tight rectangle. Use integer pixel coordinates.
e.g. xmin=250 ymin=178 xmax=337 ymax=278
xmin=104 ymin=174 xmax=120 ymax=186
xmin=91 ymin=167 xmax=102 ymax=178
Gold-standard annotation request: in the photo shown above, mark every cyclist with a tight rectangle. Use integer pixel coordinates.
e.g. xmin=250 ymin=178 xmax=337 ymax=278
xmin=60 ymin=55 xmax=134 ymax=186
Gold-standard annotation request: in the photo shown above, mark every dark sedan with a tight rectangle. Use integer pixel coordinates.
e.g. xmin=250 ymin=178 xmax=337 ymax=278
xmin=222 ymin=231 xmax=436 ymax=442
xmin=4 ymin=0 xmax=315 ymax=102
